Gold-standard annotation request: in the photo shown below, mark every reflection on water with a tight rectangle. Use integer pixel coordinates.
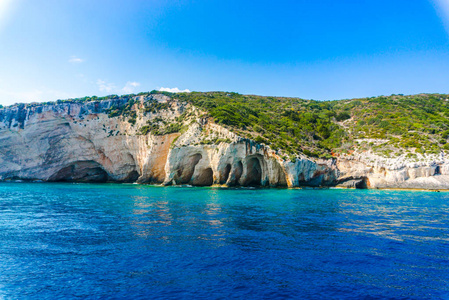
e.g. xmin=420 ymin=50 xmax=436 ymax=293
xmin=0 ymin=183 xmax=448 ymax=299
xmin=337 ymin=193 xmax=449 ymax=243
xmin=130 ymin=190 xmax=227 ymax=244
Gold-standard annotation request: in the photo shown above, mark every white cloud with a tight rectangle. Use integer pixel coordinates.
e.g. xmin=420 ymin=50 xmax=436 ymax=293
xmin=96 ymin=79 xmax=141 ymax=95
xmin=159 ymin=87 xmax=191 ymax=93
xmin=69 ymin=56 xmax=84 ymax=64
xmin=96 ymin=79 xmax=116 ymax=93
xmin=122 ymin=81 xmax=140 ymax=94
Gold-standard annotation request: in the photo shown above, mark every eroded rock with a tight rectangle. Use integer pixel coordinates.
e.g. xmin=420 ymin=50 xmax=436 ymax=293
xmin=1 ymin=96 xmax=449 ymax=189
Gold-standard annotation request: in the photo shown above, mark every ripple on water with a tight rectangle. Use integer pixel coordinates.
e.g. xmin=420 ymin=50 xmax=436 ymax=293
xmin=0 ymin=183 xmax=448 ymax=299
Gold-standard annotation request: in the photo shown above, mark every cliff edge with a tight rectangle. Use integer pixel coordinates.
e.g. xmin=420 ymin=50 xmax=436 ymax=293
xmin=1 ymin=92 xmax=449 ymax=189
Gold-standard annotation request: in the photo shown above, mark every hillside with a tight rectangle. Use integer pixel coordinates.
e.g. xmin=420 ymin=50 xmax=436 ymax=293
xmin=178 ymin=92 xmax=449 ymax=159
xmin=1 ymin=91 xmax=449 ymax=189
xmin=4 ymin=91 xmax=449 ymax=159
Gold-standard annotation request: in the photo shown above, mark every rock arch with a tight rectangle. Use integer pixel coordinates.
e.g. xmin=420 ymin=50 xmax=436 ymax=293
xmin=357 ymin=177 xmax=369 ymax=189
xmin=219 ymin=163 xmax=232 ymax=184
xmin=336 ymin=176 xmax=369 ymax=189
xmin=227 ymin=161 xmax=243 ymax=186
xmin=192 ymin=167 xmax=214 ymax=186
xmin=49 ymin=160 xmax=108 ymax=182
xmin=175 ymin=153 xmax=202 ymax=184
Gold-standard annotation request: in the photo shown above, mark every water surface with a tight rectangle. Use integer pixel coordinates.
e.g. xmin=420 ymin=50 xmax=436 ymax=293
xmin=0 ymin=183 xmax=448 ymax=299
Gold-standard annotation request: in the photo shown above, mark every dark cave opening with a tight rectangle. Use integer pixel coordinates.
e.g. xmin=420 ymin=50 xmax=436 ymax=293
xmin=192 ymin=167 xmax=214 ymax=186
xmin=49 ymin=161 xmax=108 ymax=183
xmin=177 ymin=154 xmax=202 ymax=184
xmin=243 ymin=157 xmax=262 ymax=186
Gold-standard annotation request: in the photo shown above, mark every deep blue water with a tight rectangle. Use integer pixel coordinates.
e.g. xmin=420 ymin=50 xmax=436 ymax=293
xmin=0 ymin=183 xmax=448 ymax=299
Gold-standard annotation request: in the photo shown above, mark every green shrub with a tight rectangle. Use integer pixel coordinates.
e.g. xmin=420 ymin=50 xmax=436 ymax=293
xmin=336 ymin=111 xmax=351 ymax=121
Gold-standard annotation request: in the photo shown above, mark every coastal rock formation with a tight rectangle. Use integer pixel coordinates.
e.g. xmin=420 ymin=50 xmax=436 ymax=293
xmin=336 ymin=152 xmax=449 ymax=189
xmin=0 ymin=94 xmax=448 ymax=189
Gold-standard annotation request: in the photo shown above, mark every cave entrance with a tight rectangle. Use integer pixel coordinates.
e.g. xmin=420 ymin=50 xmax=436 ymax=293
xmin=219 ymin=164 xmax=232 ymax=184
xmin=243 ymin=157 xmax=262 ymax=186
xmin=355 ymin=177 xmax=369 ymax=189
xmin=49 ymin=161 xmax=108 ymax=183
xmin=192 ymin=168 xmax=214 ymax=186
xmin=435 ymin=165 xmax=441 ymax=175
xmin=177 ymin=154 xmax=202 ymax=184
xmin=123 ymin=170 xmax=140 ymax=183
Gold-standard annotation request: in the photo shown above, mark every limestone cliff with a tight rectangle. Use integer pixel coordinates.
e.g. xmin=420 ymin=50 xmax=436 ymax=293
xmin=336 ymin=150 xmax=449 ymax=189
xmin=0 ymin=94 xmax=448 ymax=189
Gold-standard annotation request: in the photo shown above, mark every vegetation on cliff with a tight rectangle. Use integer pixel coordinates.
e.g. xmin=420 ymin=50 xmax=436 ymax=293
xmin=3 ymin=91 xmax=449 ymax=159
xmin=176 ymin=92 xmax=449 ymax=158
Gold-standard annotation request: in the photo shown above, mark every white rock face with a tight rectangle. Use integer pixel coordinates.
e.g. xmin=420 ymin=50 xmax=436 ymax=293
xmin=0 ymin=96 xmax=181 ymax=183
xmin=337 ymin=150 xmax=449 ymax=189
xmin=0 ymin=96 xmax=448 ymax=189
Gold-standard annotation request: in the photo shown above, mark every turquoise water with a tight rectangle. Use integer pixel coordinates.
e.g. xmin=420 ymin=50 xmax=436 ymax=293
xmin=0 ymin=183 xmax=448 ymax=299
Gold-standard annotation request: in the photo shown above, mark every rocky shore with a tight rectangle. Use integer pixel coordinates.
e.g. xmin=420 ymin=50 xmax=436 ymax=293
xmin=1 ymin=94 xmax=449 ymax=189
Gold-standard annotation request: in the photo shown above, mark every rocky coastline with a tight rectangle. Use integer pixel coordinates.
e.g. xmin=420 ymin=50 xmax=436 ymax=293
xmin=1 ymin=94 xmax=449 ymax=190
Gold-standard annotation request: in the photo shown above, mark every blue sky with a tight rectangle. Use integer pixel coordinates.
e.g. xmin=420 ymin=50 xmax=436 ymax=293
xmin=0 ymin=0 xmax=449 ymax=105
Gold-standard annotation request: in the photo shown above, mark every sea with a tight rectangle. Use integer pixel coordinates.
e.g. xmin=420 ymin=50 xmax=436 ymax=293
xmin=0 ymin=183 xmax=448 ymax=299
